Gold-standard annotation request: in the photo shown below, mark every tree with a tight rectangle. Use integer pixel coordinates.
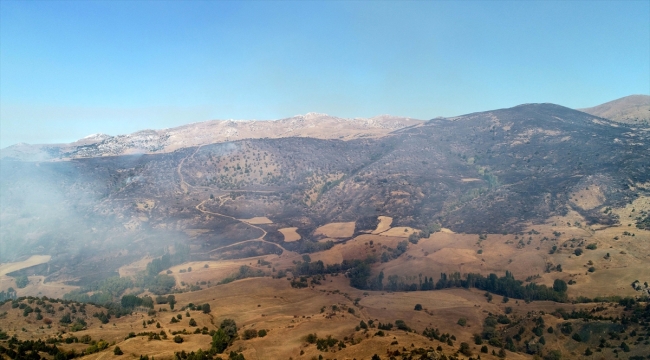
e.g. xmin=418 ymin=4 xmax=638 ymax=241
xmin=395 ymin=320 xmax=410 ymax=331
xmin=14 ymin=275 xmax=29 ymax=289
xmin=122 ymin=294 xmax=143 ymax=308
xmin=189 ymin=318 xmax=197 ymax=327
xmin=243 ymin=329 xmax=258 ymax=340
xmin=60 ymin=313 xmax=72 ymax=324
xmin=167 ymin=295 xmax=176 ymax=310
xmin=202 ymin=304 xmax=211 ymax=313
xmin=359 ymin=320 xmax=368 ymax=329
xmin=211 ymin=329 xmax=230 ymax=353
xmin=621 ymin=342 xmax=630 ymax=352
xmin=228 ymin=352 xmax=245 ymax=360
xmin=553 ymin=279 xmax=567 ymax=293
xmin=220 ymin=318 xmax=238 ymax=338
xmin=114 ymin=346 xmax=123 ymax=355
xmin=544 ymin=350 xmax=561 ymax=360
xmin=459 ymin=342 xmax=472 ymax=356
xmin=414 ymin=304 xmax=423 ymax=311
xmin=560 ymin=322 xmax=572 ymax=335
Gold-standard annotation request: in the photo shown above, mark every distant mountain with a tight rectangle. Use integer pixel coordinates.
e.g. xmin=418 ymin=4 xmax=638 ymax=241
xmin=0 ymin=113 xmax=422 ymax=161
xmin=579 ymin=95 xmax=650 ymax=125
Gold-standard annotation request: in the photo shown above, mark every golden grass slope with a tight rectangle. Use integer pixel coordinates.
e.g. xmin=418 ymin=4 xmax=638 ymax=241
xmin=314 ymin=222 xmax=355 ymax=238
xmin=278 ymin=227 xmax=301 ymax=242
xmin=579 ymin=94 xmax=650 ymax=124
xmin=0 ymin=255 xmax=51 ymax=276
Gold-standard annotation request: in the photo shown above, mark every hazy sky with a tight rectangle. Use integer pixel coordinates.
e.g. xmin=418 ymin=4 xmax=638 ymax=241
xmin=1 ymin=1 xmax=648 ymax=147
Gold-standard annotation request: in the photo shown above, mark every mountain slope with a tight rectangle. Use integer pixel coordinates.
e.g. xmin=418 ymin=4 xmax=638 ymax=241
xmin=579 ymin=94 xmax=650 ymax=125
xmin=1 ymin=102 xmax=648 ymax=286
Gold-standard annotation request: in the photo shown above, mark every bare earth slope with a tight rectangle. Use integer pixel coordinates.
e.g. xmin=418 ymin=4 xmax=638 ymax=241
xmin=579 ymin=94 xmax=650 ymax=125
xmin=0 ymin=113 xmax=422 ymax=161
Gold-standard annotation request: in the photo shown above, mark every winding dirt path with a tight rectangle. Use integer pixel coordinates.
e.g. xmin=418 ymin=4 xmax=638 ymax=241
xmin=177 ymin=146 xmax=290 ymax=255
xmin=195 ymin=199 xmax=287 ymax=253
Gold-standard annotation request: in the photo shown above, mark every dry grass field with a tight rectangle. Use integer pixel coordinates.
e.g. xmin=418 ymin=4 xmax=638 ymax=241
xmin=377 ymin=226 xmax=419 ymax=237
xmin=0 ymin=255 xmax=51 ymax=277
xmin=0 ymin=275 xmax=77 ymax=299
xmin=314 ymin=222 xmax=356 ymax=238
xmin=371 ymin=216 xmax=392 ymax=234
xmin=239 ymin=217 xmax=273 ymax=225
xmin=118 ymin=256 xmax=155 ymax=278
xmin=278 ymin=227 xmax=301 ymax=242
xmin=3 ymin=273 xmax=620 ymax=360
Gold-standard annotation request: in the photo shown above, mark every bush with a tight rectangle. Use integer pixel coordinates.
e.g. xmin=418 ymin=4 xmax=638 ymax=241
xmin=459 ymin=342 xmax=472 ymax=356
xmin=243 ymin=329 xmax=258 ymax=340
xmin=189 ymin=318 xmax=197 ymax=327
xmin=586 ymin=243 xmax=597 ymax=250
xmin=414 ymin=304 xmax=422 ymax=311
xmin=457 ymin=318 xmax=467 ymax=326
xmin=14 ymin=275 xmax=29 ymax=289
xmin=359 ymin=320 xmax=368 ymax=329
xmin=560 ymin=322 xmax=573 ymax=335
xmin=114 ymin=346 xmax=123 ymax=355
xmin=305 ymin=333 xmax=317 ymax=344
xmin=574 ymin=248 xmax=583 ymax=256
xmin=395 ymin=320 xmax=410 ymax=331
xmin=258 ymin=329 xmax=267 ymax=337
xmin=173 ymin=335 xmax=183 ymax=343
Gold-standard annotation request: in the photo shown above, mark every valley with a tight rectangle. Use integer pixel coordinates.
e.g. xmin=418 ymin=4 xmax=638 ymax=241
xmin=1 ymin=100 xmax=650 ymax=360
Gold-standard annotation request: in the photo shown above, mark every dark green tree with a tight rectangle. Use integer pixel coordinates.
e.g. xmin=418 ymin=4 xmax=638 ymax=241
xmin=201 ymin=303 xmax=211 ymax=313
xmin=553 ymin=279 xmax=567 ymax=293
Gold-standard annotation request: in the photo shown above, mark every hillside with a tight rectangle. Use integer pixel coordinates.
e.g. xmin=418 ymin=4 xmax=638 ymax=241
xmin=2 ymin=103 xmax=649 ymax=276
xmin=579 ymin=95 xmax=650 ymax=125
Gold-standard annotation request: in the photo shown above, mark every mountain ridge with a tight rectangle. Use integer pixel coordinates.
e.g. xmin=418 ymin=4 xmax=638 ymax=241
xmin=0 ymin=113 xmax=423 ymax=161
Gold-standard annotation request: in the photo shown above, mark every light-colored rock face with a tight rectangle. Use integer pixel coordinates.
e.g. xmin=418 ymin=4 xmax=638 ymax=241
xmin=579 ymin=94 xmax=650 ymax=125
xmin=0 ymin=113 xmax=423 ymax=161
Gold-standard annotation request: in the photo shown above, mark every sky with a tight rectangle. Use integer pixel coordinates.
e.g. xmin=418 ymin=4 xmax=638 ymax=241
xmin=1 ymin=1 xmax=649 ymax=147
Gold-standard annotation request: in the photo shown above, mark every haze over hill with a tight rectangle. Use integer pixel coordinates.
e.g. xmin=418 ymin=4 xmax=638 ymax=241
xmin=579 ymin=94 xmax=650 ymax=125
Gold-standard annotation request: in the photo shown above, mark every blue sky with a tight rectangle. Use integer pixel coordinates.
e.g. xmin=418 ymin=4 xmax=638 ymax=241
xmin=1 ymin=1 xmax=648 ymax=147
